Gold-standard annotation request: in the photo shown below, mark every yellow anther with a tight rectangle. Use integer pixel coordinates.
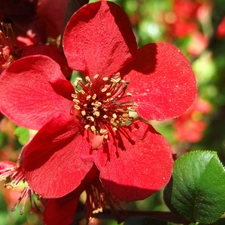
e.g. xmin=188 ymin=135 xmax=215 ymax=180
xmin=81 ymin=110 xmax=86 ymax=116
xmin=94 ymin=74 xmax=99 ymax=79
xmin=102 ymin=77 xmax=109 ymax=81
xmin=93 ymin=111 xmax=100 ymax=117
xmin=87 ymin=116 xmax=94 ymax=122
xmin=91 ymin=125 xmax=96 ymax=132
xmin=74 ymin=105 xmax=80 ymax=110
xmin=101 ymin=87 xmax=107 ymax=92
xmin=85 ymin=76 xmax=91 ymax=82
xmin=100 ymin=129 xmax=107 ymax=134
xmin=92 ymin=94 xmax=97 ymax=100
xmin=112 ymin=113 xmax=117 ymax=119
xmin=86 ymin=95 xmax=91 ymax=100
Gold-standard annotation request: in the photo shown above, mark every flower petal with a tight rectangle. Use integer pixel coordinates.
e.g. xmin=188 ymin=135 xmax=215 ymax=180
xmin=0 ymin=55 xmax=74 ymax=129
xmin=124 ymin=43 xmax=197 ymax=120
xmin=22 ymin=114 xmax=93 ymax=198
xmin=99 ymin=122 xmax=174 ymax=202
xmin=37 ymin=0 xmax=68 ymax=38
xmin=63 ymin=0 xmax=137 ymax=78
xmin=22 ymin=44 xmax=72 ymax=77
xmin=43 ymin=192 xmax=79 ymax=225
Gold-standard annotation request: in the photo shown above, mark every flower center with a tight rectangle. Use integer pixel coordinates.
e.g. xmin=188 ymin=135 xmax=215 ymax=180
xmin=71 ymin=73 xmax=136 ymax=139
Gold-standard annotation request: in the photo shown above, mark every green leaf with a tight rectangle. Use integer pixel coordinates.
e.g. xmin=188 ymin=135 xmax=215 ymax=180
xmin=14 ymin=127 xmax=29 ymax=145
xmin=170 ymin=151 xmax=225 ymax=224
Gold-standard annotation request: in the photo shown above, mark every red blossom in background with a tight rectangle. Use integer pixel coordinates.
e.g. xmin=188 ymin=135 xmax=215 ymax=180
xmin=216 ymin=16 xmax=225 ymax=39
xmin=0 ymin=0 xmax=71 ymax=45
xmin=165 ymin=0 xmax=201 ymax=38
xmin=0 ymin=0 xmax=197 ymax=222
xmin=174 ymin=98 xmax=211 ymax=143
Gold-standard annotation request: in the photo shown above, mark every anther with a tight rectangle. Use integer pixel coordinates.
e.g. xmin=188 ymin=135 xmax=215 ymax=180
xmin=87 ymin=116 xmax=94 ymax=122
xmin=92 ymin=94 xmax=97 ymax=100
xmin=93 ymin=111 xmax=100 ymax=117
xmin=73 ymin=99 xmax=80 ymax=103
xmin=74 ymin=105 xmax=80 ymax=110
xmin=91 ymin=126 xmax=96 ymax=132
xmin=86 ymin=95 xmax=91 ymax=100
xmin=100 ymin=129 xmax=107 ymax=134
xmin=94 ymin=101 xmax=102 ymax=107
xmin=74 ymin=77 xmax=82 ymax=87
xmin=101 ymin=87 xmax=108 ymax=92
xmin=113 ymin=127 xmax=117 ymax=132
xmin=112 ymin=113 xmax=117 ymax=119
xmin=94 ymin=74 xmax=99 ymax=79
xmin=85 ymin=76 xmax=91 ymax=83
xmin=81 ymin=110 xmax=86 ymax=116
xmin=102 ymin=77 xmax=108 ymax=81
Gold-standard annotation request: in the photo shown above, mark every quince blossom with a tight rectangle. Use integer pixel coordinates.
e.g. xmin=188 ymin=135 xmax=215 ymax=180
xmin=0 ymin=0 xmax=196 ymax=208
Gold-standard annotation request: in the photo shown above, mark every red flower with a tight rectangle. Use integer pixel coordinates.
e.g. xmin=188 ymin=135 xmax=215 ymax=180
xmin=174 ymin=98 xmax=211 ymax=143
xmin=0 ymin=0 xmax=196 ymax=203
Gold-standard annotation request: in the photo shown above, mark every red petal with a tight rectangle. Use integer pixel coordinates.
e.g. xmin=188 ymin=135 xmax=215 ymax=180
xmin=22 ymin=114 xmax=93 ymax=198
xmin=99 ymin=122 xmax=173 ymax=202
xmin=43 ymin=191 xmax=79 ymax=225
xmin=0 ymin=55 xmax=74 ymax=129
xmin=37 ymin=0 xmax=68 ymax=38
xmin=0 ymin=161 xmax=15 ymax=171
xmin=124 ymin=43 xmax=197 ymax=120
xmin=22 ymin=44 xmax=72 ymax=77
xmin=63 ymin=0 xmax=137 ymax=78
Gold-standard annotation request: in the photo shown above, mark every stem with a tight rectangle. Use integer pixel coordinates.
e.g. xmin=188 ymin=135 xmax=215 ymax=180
xmin=73 ymin=209 xmax=189 ymax=224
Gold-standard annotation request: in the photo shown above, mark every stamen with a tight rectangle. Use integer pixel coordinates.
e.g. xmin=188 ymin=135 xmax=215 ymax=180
xmin=93 ymin=111 xmax=100 ymax=117
xmin=92 ymin=94 xmax=97 ymax=100
xmin=85 ymin=76 xmax=91 ymax=83
xmin=81 ymin=110 xmax=86 ymax=116
xmin=112 ymin=113 xmax=117 ymax=119
xmin=71 ymin=72 xmax=136 ymax=148
xmin=94 ymin=74 xmax=99 ymax=79
xmin=101 ymin=87 xmax=108 ymax=92
xmin=91 ymin=126 xmax=96 ymax=132
xmin=102 ymin=77 xmax=108 ymax=81
xmin=86 ymin=95 xmax=91 ymax=100
xmin=0 ymin=162 xmax=39 ymax=214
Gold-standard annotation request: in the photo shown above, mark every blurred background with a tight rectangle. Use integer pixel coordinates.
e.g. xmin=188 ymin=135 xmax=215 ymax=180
xmin=1 ymin=0 xmax=225 ymax=224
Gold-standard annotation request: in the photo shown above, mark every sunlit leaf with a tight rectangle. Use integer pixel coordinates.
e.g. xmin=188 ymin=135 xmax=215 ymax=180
xmin=169 ymin=151 xmax=225 ymax=224
xmin=14 ymin=127 xmax=29 ymax=145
